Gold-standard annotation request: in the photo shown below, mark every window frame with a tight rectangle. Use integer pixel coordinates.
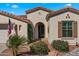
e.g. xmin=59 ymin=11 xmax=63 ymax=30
xmin=61 ymin=21 xmax=73 ymax=37
xmin=0 ymin=23 xmax=14 ymax=30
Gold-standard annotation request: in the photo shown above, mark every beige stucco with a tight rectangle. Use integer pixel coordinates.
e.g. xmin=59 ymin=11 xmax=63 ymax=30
xmin=1 ymin=9 xmax=79 ymax=53
xmin=0 ymin=15 xmax=28 ymax=53
xmin=27 ymin=10 xmax=49 ymax=39
xmin=27 ymin=10 xmax=79 ymax=45
xmin=0 ymin=15 xmax=28 ymax=43
xmin=49 ymin=12 xmax=79 ymax=45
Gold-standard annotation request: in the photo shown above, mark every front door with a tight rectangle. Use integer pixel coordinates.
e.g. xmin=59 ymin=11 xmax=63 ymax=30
xmin=38 ymin=23 xmax=45 ymax=39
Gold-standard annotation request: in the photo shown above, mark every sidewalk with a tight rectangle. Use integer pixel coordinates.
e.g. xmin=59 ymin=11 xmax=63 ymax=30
xmin=0 ymin=43 xmax=7 ymax=54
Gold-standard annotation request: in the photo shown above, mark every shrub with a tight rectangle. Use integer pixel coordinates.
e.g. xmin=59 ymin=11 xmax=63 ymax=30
xmin=30 ymin=41 xmax=50 ymax=55
xmin=51 ymin=40 xmax=69 ymax=52
xmin=27 ymin=23 xmax=33 ymax=44
xmin=6 ymin=34 xmax=27 ymax=56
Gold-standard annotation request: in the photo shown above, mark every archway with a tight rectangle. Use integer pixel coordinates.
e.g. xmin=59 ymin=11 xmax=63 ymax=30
xmin=35 ymin=22 xmax=45 ymax=39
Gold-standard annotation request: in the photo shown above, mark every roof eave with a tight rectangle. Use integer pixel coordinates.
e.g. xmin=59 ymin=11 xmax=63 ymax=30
xmin=46 ymin=7 xmax=79 ymax=21
xmin=26 ymin=6 xmax=54 ymax=14
xmin=0 ymin=10 xmax=31 ymax=24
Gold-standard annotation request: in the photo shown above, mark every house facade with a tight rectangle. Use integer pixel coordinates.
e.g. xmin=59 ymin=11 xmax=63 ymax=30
xmin=47 ymin=7 xmax=79 ymax=45
xmin=0 ymin=6 xmax=79 ymax=53
xmin=26 ymin=7 xmax=79 ymax=45
xmin=0 ymin=10 xmax=31 ymax=53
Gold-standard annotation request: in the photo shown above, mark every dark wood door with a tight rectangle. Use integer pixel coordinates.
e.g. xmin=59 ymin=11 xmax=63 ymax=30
xmin=38 ymin=24 xmax=44 ymax=38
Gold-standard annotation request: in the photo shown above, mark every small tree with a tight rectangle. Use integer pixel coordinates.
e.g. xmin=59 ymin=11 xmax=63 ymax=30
xmin=6 ymin=34 xmax=27 ymax=56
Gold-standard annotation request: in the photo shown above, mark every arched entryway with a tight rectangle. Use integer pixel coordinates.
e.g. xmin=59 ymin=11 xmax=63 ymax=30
xmin=35 ymin=22 xmax=45 ymax=39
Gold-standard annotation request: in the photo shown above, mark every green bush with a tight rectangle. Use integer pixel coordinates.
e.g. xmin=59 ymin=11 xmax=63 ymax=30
xmin=27 ymin=23 xmax=33 ymax=44
xmin=30 ymin=41 xmax=50 ymax=55
xmin=51 ymin=40 xmax=69 ymax=52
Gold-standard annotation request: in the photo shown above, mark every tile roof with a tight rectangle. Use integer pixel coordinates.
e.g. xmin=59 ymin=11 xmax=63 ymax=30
xmin=26 ymin=6 xmax=54 ymax=14
xmin=0 ymin=10 xmax=31 ymax=24
xmin=18 ymin=15 xmax=27 ymax=18
xmin=46 ymin=7 xmax=79 ymax=21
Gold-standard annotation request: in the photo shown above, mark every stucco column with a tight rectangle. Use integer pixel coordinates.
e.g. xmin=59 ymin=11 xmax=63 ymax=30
xmin=45 ymin=21 xmax=48 ymax=39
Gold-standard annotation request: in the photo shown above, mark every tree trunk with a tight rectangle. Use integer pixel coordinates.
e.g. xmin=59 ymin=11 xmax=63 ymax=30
xmin=12 ymin=47 xmax=17 ymax=56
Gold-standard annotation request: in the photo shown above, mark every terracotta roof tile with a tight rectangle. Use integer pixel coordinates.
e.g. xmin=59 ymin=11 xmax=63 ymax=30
xmin=46 ymin=7 xmax=79 ymax=21
xmin=19 ymin=15 xmax=27 ymax=18
xmin=26 ymin=6 xmax=54 ymax=14
xmin=0 ymin=10 xmax=31 ymax=24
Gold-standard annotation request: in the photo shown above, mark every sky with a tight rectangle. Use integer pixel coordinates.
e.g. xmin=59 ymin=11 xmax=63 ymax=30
xmin=0 ymin=3 xmax=79 ymax=15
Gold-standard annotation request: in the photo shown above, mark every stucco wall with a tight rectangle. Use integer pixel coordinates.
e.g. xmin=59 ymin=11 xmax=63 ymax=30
xmin=0 ymin=15 xmax=28 ymax=43
xmin=0 ymin=15 xmax=28 ymax=53
xmin=27 ymin=10 xmax=49 ymax=39
xmin=49 ymin=12 xmax=79 ymax=45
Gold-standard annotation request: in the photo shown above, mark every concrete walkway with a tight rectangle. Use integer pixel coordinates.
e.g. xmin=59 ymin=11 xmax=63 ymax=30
xmin=0 ymin=43 xmax=7 ymax=54
xmin=64 ymin=48 xmax=79 ymax=56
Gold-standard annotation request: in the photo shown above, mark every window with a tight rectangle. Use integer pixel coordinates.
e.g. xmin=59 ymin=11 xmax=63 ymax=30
xmin=62 ymin=21 xmax=73 ymax=37
xmin=0 ymin=24 xmax=8 ymax=29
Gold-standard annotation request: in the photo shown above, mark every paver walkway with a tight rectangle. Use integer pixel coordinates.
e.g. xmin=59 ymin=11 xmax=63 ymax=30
xmin=64 ymin=48 xmax=79 ymax=56
xmin=0 ymin=44 xmax=7 ymax=54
